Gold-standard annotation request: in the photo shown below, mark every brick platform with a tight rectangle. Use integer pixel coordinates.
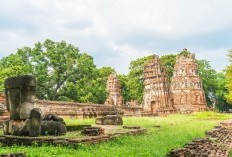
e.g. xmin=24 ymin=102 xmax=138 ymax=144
xmin=167 ymin=119 xmax=232 ymax=157
xmin=35 ymin=100 xmax=143 ymax=118
xmin=0 ymin=126 xmax=147 ymax=146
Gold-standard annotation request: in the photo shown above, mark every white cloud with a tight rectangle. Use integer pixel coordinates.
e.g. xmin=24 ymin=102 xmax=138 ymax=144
xmin=0 ymin=0 xmax=232 ymax=74
xmin=195 ymin=48 xmax=230 ymax=71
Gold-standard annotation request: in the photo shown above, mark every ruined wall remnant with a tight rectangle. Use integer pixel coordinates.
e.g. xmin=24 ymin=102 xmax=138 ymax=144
xmin=170 ymin=49 xmax=207 ymax=112
xmin=34 ymin=100 xmax=142 ymax=117
xmin=0 ymin=93 xmax=9 ymax=125
xmin=0 ymin=93 xmax=7 ymax=114
xmin=105 ymin=73 xmax=123 ymax=106
xmin=0 ymin=93 xmax=5 ymax=104
xmin=143 ymin=55 xmax=174 ymax=114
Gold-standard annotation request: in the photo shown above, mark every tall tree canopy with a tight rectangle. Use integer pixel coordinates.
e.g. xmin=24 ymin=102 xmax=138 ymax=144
xmin=197 ymin=59 xmax=230 ymax=110
xmin=0 ymin=39 xmax=114 ymax=104
xmin=119 ymin=55 xmax=152 ymax=103
xmin=0 ymin=52 xmax=32 ymax=91
xmin=225 ymin=50 xmax=232 ymax=105
xmin=27 ymin=40 xmax=82 ymax=100
xmin=160 ymin=54 xmax=176 ymax=81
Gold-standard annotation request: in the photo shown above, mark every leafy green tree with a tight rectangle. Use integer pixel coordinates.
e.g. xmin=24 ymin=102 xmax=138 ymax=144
xmin=197 ymin=59 xmax=231 ymax=110
xmin=95 ymin=67 xmax=116 ymax=104
xmin=19 ymin=39 xmax=82 ymax=100
xmin=0 ymin=39 xmax=116 ymax=104
xmin=120 ymin=55 xmax=153 ymax=103
xmin=56 ymin=53 xmax=97 ymax=102
xmin=215 ymin=72 xmax=231 ymax=110
xmin=225 ymin=50 xmax=232 ymax=105
xmin=160 ymin=54 xmax=176 ymax=81
xmin=11 ymin=39 xmax=104 ymax=103
xmin=226 ymin=66 xmax=232 ymax=103
xmin=0 ymin=53 xmax=32 ymax=91
xmin=197 ymin=60 xmax=218 ymax=105
xmin=65 ymin=64 xmax=115 ymax=103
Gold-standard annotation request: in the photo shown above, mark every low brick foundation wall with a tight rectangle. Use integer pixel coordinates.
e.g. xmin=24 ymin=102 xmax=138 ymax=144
xmin=174 ymin=105 xmax=208 ymax=114
xmin=35 ymin=100 xmax=143 ymax=118
xmin=0 ymin=99 xmax=143 ymax=126
xmin=167 ymin=119 xmax=232 ymax=157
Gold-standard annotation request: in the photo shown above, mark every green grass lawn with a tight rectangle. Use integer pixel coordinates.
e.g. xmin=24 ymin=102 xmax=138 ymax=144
xmin=0 ymin=112 xmax=231 ymax=157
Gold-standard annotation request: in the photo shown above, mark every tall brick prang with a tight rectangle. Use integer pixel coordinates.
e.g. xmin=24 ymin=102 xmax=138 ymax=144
xmin=105 ymin=73 xmax=123 ymax=106
xmin=170 ymin=49 xmax=207 ymax=113
xmin=143 ymin=55 xmax=174 ymax=114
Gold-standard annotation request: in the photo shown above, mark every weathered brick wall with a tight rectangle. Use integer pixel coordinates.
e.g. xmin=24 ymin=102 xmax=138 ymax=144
xmin=0 ymin=93 xmax=8 ymax=115
xmin=0 ymin=93 xmax=9 ymax=125
xmin=167 ymin=119 xmax=232 ymax=157
xmin=0 ymin=93 xmax=4 ymax=104
xmin=35 ymin=100 xmax=143 ymax=118
xmin=0 ymin=92 xmax=143 ymax=123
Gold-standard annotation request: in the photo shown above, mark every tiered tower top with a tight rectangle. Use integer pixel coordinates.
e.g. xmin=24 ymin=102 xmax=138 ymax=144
xmin=106 ymin=73 xmax=121 ymax=93
xmin=143 ymin=55 xmax=168 ymax=84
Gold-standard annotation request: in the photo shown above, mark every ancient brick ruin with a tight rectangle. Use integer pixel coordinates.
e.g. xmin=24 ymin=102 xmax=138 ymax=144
xmin=0 ymin=50 xmax=207 ymax=119
xmin=0 ymin=93 xmax=9 ymax=125
xmin=167 ymin=119 xmax=232 ymax=157
xmin=105 ymin=73 xmax=123 ymax=106
xmin=0 ymin=93 xmax=6 ymax=114
xmin=143 ymin=50 xmax=207 ymax=114
xmin=143 ymin=55 xmax=174 ymax=114
xmin=0 ymin=97 xmax=142 ymax=125
xmin=170 ymin=50 xmax=207 ymax=112
xmin=35 ymin=100 xmax=142 ymax=118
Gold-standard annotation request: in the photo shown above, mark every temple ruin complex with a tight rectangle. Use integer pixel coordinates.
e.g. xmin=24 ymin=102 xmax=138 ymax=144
xmin=143 ymin=49 xmax=207 ymax=114
xmin=0 ymin=50 xmax=207 ymax=121
xmin=105 ymin=73 xmax=123 ymax=106
xmin=143 ymin=55 xmax=174 ymax=114
xmin=170 ymin=50 xmax=207 ymax=112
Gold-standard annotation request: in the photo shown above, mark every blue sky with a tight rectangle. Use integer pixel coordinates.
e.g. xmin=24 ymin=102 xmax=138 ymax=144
xmin=0 ymin=0 xmax=232 ymax=74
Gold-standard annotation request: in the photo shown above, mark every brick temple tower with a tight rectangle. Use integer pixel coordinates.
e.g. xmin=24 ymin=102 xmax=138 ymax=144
xmin=143 ymin=55 xmax=174 ymax=114
xmin=170 ymin=49 xmax=207 ymax=112
xmin=105 ymin=73 xmax=123 ymax=106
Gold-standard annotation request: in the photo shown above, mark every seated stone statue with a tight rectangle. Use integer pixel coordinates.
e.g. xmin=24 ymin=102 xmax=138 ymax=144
xmin=41 ymin=113 xmax=67 ymax=136
xmin=3 ymin=75 xmax=67 ymax=137
xmin=5 ymin=108 xmax=67 ymax=136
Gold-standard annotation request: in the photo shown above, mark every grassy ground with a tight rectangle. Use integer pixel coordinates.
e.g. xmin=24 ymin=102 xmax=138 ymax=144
xmin=0 ymin=112 xmax=231 ymax=157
